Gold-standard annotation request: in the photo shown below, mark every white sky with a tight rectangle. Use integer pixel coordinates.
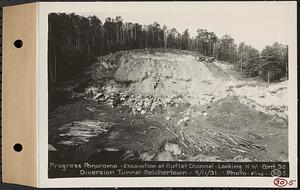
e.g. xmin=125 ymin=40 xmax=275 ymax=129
xmin=77 ymin=2 xmax=295 ymax=51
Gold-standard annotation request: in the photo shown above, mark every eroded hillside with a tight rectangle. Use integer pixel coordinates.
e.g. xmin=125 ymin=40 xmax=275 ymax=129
xmin=49 ymin=49 xmax=288 ymax=162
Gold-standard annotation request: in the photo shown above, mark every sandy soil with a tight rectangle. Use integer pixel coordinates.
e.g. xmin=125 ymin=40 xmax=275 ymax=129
xmin=49 ymin=49 xmax=288 ymax=162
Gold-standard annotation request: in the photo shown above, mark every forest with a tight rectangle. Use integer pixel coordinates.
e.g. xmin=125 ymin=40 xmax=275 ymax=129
xmin=48 ymin=13 xmax=288 ymax=91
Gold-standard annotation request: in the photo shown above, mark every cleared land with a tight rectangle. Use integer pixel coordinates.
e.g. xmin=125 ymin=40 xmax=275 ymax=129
xmin=49 ymin=49 xmax=288 ymax=162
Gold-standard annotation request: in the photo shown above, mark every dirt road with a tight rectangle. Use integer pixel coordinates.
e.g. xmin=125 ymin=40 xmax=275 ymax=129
xmin=203 ymin=61 xmax=231 ymax=80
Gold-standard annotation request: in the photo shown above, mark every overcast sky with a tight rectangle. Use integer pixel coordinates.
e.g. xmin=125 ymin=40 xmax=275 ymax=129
xmin=77 ymin=2 xmax=294 ymax=51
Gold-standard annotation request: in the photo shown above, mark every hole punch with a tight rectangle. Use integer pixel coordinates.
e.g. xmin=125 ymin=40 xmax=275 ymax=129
xmin=13 ymin=143 xmax=23 ymax=152
xmin=14 ymin=39 xmax=23 ymax=48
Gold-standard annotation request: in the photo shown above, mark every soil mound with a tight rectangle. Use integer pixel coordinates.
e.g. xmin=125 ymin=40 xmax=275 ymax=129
xmin=48 ymin=49 xmax=288 ymax=162
xmin=110 ymin=51 xmax=227 ymax=105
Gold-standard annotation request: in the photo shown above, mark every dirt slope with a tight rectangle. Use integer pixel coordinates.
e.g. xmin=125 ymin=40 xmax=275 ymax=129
xmin=110 ymin=51 xmax=228 ymax=105
xmin=49 ymin=49 xmax=288 ymax=162
xmin=91 ymin=50 xmax=287 ymax=117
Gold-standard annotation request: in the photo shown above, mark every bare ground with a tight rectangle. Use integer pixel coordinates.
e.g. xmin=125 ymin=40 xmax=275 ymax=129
xmin=49 ymin=49 xmax=288 ymax=162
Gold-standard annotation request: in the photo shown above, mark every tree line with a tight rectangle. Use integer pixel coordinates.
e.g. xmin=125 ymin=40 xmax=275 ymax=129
xmin=48 ymin=13 xmax=288 ymax=90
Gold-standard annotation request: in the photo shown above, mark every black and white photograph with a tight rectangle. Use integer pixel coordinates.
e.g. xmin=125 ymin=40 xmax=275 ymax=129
xmin=47 ymin=2 xmax=292 ymax=179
